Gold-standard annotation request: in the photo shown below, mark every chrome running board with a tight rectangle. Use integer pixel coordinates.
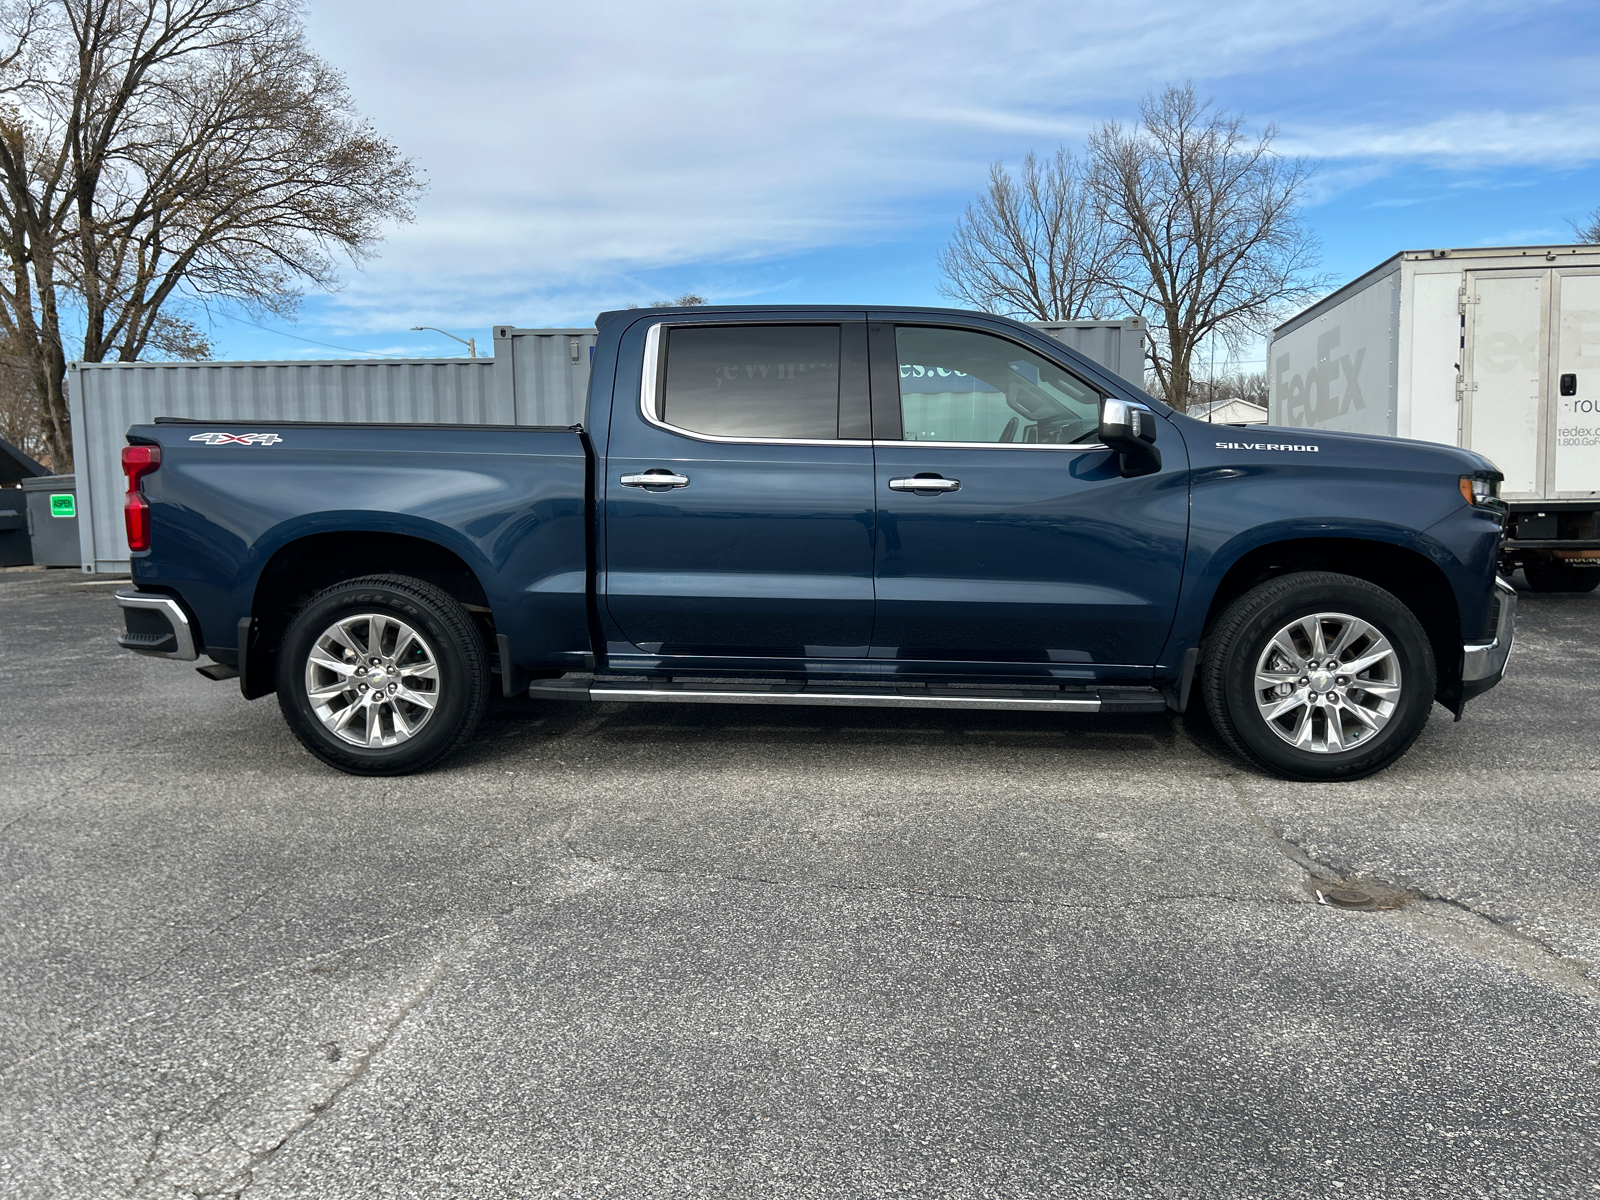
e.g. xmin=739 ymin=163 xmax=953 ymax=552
xmin=527 ymin=674 xmax=1167 ymax=714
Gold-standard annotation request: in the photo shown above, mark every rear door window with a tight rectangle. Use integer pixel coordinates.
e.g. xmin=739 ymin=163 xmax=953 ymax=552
xmin=660 ymin=325 xmax=840 ymax=440
xmin=895 ymin=326 xmax=1102 ymax=444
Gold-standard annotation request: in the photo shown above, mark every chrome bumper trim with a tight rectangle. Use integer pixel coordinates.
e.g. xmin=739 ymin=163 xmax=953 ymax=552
xmin=1462 ymin=576 xmax=1517 ymax=684
xmin=115 ymin=588 xmax=198 ymax=661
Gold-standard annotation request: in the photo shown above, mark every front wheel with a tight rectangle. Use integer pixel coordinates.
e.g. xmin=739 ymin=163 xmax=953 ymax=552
xmin=1201 ymin=572 xmax=1437 ymax=782
xmin=277 ymin=574 xmax=491 ymax=775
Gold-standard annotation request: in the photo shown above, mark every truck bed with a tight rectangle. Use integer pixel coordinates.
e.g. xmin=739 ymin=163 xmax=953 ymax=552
xmin=130 ymin=419 xmax=593 ymax=676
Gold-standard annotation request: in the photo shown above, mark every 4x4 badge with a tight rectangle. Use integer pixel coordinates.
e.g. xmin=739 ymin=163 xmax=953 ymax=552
xmin=188 ymin=432 xmax=283 ymax=446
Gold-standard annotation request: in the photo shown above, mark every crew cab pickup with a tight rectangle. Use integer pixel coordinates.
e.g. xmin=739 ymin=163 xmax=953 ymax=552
xmin=112 ymin=306 xmax=1515 ymax=781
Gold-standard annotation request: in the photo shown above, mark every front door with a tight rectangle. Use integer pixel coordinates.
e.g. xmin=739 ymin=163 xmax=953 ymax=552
xmin=868 ymin=321 xmax=1187 ymax=667
xmin=604 ymin=318 xmax=877 ymax=658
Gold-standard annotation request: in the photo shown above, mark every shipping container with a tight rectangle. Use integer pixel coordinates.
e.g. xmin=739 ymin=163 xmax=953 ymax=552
xmin=67 ymin=319 xmax=1141 ymax=574
xmin=1267 ymin=245 xmax=1600 ymax=586
xmin=67 ymin=330 xmax=596 ymax=573
xmin=1029 ymin=318 xmax=1146 ymax=383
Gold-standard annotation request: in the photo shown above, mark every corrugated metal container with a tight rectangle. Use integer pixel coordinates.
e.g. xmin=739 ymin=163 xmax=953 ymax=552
xmin=494 ymin=327 xmax=597 ymax=426
xmin=68 ymin=356 xmax=499 ymax=573
xmin=1027 ymin=319 xmax=1147 ymax=385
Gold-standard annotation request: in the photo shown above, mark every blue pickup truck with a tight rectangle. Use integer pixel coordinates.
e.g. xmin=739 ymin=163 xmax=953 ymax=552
xmin=112 ymin=305 xmax=1515 ymax=781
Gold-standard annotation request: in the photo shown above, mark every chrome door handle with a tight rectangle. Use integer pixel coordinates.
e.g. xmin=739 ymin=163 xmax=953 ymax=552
xmin=889 ymin=476 xmax=960 ymax=492
xmin=620 ymin=471 xmax=690 ymax=488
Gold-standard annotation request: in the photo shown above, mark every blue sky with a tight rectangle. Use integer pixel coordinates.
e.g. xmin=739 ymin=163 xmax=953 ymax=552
xmin=201 ymin=0 xmax=1600 ymax=370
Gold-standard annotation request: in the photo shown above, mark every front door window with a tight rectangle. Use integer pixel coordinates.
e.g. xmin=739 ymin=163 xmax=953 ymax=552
xmin=895 ymin=326 xmax=1102 ymax=445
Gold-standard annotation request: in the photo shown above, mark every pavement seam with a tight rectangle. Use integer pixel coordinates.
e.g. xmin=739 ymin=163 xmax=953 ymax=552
xmin=0 ymin=763 xmax=111 ymax=839
xmin=1406 ymin=892 xmax=1598 ymax=999
xmin=208 ymin=918 xmax=494 ymax=1199
xmin=1228 ymin=782 xmax=1599 ymax=1002
xmin=0 ymin=885 xmax=282 ymax=1077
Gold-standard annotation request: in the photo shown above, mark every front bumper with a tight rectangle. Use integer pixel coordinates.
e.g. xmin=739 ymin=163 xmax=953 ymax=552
xmin=1460 ymin=575 xmax=1516 ymax=701
xmin=115 ymin=588 xmax=199 ymax=661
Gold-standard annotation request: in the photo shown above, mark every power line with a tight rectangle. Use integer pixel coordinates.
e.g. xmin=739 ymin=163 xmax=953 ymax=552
xmin=216 ymin=314 xmax=390 ymax=357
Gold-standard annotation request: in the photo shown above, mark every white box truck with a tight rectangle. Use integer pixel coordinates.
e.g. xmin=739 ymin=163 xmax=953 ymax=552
xmin=1267 ymin=244 xmax=1600 ymax=591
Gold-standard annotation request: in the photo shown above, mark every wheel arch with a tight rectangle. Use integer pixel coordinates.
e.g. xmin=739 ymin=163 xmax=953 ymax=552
xmin=1197 ymin=536 xmax=1463 ymax=709
xmin=245 ymin=530 xmax=495 ymax=698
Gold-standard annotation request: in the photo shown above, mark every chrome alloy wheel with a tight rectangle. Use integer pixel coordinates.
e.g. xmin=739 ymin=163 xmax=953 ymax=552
xmin=1253 ymin=612 xmax=1402 ymax=754
xmin=303 ymin=613 xmax=441 ymax=748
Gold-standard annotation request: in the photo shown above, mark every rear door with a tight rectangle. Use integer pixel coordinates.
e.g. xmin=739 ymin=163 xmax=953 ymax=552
xmin=1463 ymin=270 xmax=1548 ymax=498
xmin=603 ymin=317 xmax=877 ymax=658
xmin=866 ymin=320 xmax=1188 ymax=667
xmin=1553 ymin=270 xmax=1600 ymax=498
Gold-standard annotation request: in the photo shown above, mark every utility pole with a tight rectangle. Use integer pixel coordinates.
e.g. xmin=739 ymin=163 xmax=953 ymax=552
xmin=410 ymin=326 xmax=477 ymax=358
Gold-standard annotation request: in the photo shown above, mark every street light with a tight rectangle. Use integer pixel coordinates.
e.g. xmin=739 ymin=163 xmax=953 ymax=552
xmin=410 ymin=326 xmax=477 ymax=358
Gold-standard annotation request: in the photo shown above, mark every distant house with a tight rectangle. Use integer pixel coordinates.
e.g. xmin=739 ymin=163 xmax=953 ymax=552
xmin=1188 ymin=397 xmax=1269 ymax=426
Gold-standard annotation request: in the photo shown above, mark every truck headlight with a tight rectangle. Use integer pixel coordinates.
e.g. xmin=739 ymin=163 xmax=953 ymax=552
xmin=1459 ymin=474 xmax=1504 ymax=512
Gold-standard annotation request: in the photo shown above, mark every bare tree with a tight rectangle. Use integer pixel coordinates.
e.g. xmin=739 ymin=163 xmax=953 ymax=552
xmin=938 ymin=150 xmax=1119 ymax=320
xmin=1573 ymin=206 xmax=1600 ymax=244
xmin=1089 ymin=84 xmax=1320 ymax=411
xmin=0 ymin=0 xmax=422 ymax=469
xmin=627 ymin=293 xmax=707 ymax=309
xmin=0 ymin=329 xmax=45 ymax=464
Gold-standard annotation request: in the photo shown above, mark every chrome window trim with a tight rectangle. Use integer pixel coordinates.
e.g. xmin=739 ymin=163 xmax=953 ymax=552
xmin=636 ymin=317 xmax=1132 ymax=452
xmin=638 ymin=321 xmax=869 ymax=448
xmin=873 ymin=439 xmax=1110 ymax=452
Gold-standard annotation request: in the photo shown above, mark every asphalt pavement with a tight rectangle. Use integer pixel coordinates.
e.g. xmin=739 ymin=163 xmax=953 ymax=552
xmin=1 ymin=566 xmax=1597 ymax=1199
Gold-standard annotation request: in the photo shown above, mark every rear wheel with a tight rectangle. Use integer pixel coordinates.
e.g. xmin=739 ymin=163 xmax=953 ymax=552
xmin=1523 ymin=555 xmax=1600 ymax=593
xmin=277 ymin=574 xmax=490 ymax=775
xmin=1201 ymin=572 xmax=1436 ymax=782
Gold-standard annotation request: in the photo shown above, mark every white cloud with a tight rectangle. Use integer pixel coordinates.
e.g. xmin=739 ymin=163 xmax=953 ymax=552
xmin=1279 ymin=108 xmax=1600 ymax=165
xmin=296 ymin=0 xmax=1597 ymax=329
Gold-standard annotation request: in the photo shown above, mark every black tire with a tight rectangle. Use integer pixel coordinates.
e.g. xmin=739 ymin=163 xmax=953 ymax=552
xmin=1523 ymin=556 xmax=1600 ymax=593
xmin=276 ymin=574 xmax=490 ymax=775
xmin=1200 ymin=572 xmax=1436 ymax=782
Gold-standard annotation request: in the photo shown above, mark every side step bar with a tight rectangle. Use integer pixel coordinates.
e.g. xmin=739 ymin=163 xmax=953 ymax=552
xmin=527 ymin=674 xmax=1167 ymax=715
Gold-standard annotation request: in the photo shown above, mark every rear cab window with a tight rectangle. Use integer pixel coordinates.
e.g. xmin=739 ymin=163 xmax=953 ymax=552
xmin=656 ymin=325 xmax=842 ymax=440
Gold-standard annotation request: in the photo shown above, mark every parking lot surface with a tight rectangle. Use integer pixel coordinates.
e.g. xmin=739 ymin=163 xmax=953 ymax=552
xmin=1 ymin=566 xmax=1597 ymax=1199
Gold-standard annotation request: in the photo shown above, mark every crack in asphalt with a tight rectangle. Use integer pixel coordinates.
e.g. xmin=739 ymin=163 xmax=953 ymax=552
xmin=125 ymin=1127 xmax=167 ymax=1198
xmin=0 ymin=764 xmax=111 ymax=838
xmin=0 ymin=885 xmax=280 ymax=1078
xmin=1410 ymin=892 xmax=1597 ymax=998
xmin=1227 ymin=782 xmax=1598 ymax=1002
xmin=200 ymin=919 xmax=494 ymax=1199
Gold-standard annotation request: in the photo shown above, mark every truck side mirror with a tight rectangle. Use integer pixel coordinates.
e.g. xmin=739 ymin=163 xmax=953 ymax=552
xmin=1099 ymin=398 xmax=1162 ymax=478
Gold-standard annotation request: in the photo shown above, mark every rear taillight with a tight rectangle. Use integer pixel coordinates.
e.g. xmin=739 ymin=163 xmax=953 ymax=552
xmin=122 ymin=444 xmax=161 ymax=551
